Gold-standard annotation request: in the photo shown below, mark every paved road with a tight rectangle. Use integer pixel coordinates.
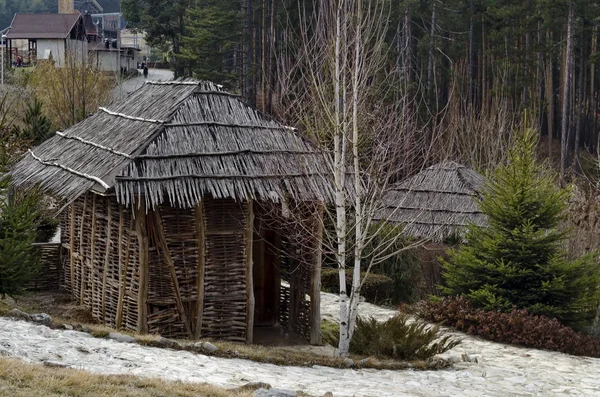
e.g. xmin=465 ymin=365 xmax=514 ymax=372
xmin=111 ymin=69 xmax=174 ymax=102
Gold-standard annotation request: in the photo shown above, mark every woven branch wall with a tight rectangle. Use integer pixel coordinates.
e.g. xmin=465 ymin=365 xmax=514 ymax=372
xmin=201 ymin=198 xmax=249 ymax=341
xmin=26 ymin=243 xmax=61 ymax=291
xmin=59 ymin=192 xmax=318 ymax=343
xmin=61 ymin=192 xmax=140 ymax=332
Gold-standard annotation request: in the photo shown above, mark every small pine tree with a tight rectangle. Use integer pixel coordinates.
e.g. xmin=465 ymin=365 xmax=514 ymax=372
xmin=0 ymin=180 xmax=42 ymax=297
xmin=14 ymin=98 xmax=53 ymax=145
xmin=441 ymin=129 xmax=600 ymax=328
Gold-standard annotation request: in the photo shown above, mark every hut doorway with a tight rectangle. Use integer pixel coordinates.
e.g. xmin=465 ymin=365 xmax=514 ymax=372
xmin=252 ymin=215 xmax=281 ymax=327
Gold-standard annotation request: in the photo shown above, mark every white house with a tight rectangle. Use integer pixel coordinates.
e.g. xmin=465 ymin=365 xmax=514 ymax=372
xmin=5 ymin=13 xmax=87 ymax=68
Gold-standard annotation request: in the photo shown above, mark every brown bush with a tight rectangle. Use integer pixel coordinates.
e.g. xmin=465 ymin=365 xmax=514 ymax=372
xmin=418 ymin=297 xmax=600 ymax=358
xmin=321 ymin=268 xmax=393 ymax=304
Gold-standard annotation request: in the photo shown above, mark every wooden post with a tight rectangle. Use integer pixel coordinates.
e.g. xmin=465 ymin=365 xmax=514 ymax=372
xmin=154 ymin=209 xmax=193 ymax=337
xmin=101 ymin=201 xmax=112 ymax=322
xmin=69 ymin=203 xmax=76 ymax=292
xmin=193 ymin=201 xmax=206 ymax=339
xmin=245 ymin=200 xmax=255 ymax=344
xmin=135 ymin=201 xmax=149 ymax=334
xmin=78 ymin=194 xmax=88 ymax=305
xmin=273 ymin=229 xmax=281 ymax=325
xmin=116 ymin=210 xmax=130 ymax=330
xmin=310 ymin=204 xmax=324 ymax=345
xmin=88 ymin=194 xmax=97 ymax=309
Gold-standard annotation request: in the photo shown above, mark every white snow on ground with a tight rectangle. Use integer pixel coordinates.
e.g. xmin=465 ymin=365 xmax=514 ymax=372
xmin=1 ymin=292 xmax=600 ymax=396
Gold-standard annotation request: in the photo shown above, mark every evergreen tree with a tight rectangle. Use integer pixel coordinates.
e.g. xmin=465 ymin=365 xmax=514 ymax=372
xmin=179 ymin=0 xmax=242 ymax=88
xmin=13 ymin=98 xmax=53 ymax=145
xmin=0 ymin=182 xmax=41 ymax=297
xmin=441 ymin=129 xmax=600 ymax=328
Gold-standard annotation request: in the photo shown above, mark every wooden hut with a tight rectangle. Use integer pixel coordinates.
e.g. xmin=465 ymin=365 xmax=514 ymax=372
xmin=376 ymin=161 xmax=486 ymax=241
xmin=11 ymin=80 xmax=330 ymax=344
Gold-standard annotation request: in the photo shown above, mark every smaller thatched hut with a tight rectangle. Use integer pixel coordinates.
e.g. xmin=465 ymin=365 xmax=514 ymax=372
xmin=376 ymin=161 xmax=486 ymax=241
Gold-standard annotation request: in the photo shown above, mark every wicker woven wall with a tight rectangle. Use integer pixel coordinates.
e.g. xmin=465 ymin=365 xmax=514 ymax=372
xmin=59 ymin=193 xmax=320 ymax=343
xmin=61 ymin=192 xmax=140 ymax=332
xmin=201 ymin=198 xmax=249 ymax=342
xmin=26 ymin=243 xmax=62 ymax=291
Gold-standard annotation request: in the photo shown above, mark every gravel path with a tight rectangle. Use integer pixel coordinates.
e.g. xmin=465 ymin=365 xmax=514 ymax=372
xmin=1 ymin=293 xmax=599 ymax=396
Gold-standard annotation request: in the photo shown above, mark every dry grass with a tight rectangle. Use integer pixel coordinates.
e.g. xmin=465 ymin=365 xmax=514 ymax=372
xmin=0 ymin=291 xmax=450 ymax=371
xmin=0 ymin=357 xmax=251 ymax=397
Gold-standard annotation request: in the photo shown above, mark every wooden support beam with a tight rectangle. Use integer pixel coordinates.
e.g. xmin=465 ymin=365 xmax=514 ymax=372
xmin=69 ymin=203 xmax=76 ymax=292
xmin=88 ymin=194 xmax=97 ymax=309
xmin=273 ymin=228 xmax=282 ymax=326
xmin=153 ymin=209 xmax=193 ymax=338
xmin=245 ymin=200 xmax=255 ymax=344
xmin=78 ymin=194 xmax=88 ymax=305
xmin=193 ymin=201 xmax=206 ymax=339
xmin=116 ymin=209 xmax=130 ymax=329
xmin=310 ymin=204 xmax=324 ymax=345
xmin=135 ymin=202 xmax=149 ymax=334
xmin=101 ymin=201 xmax=112 ymax=322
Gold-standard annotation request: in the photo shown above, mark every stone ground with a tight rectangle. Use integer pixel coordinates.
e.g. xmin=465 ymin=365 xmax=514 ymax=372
xmin=1 ymin=292 xmax=599 ymax=396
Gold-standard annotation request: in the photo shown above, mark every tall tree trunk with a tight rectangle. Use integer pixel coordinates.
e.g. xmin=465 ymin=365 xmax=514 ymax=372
xmin=573 ymin=33 xmax=584 ymax=171
xmin=427 ymin=0 xmax=436 ymax=105
xmin=267 ymin=0 xmax=276 ymax=114
xmin=468 ymin=0 xmax=474 ymax=105
xmin=536 ymin=17 xmax=543 ymax=131
xmin=592 ymin=25 xmax=598 ymax=154
xmin=261 ymin=0 xmax=268 ymax=112
xmin=560 ymin=2 xmax=574 ymax=182
xmin=546 ymin=30 xmax=554 ymax=155
xmin=246 ymin=0 xmax=255 ymax=106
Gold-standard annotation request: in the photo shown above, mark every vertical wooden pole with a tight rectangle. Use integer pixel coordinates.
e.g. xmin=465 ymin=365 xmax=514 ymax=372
xmin=245 ymin=200 xmax=255 ymax=344
xmin=116 ymin=209 xmax=129 ymax=330
xmin=69 ymin=202 xmax=76 ymax=293
xmin=101 ymin=200 xmax=112 ymax=322
xmin=194 ymin=201 xmax=206 ymax=339
xmin=273 ymin=225 xmax=281 ymax=325
xmin=78 ymin=194 xmax=88 ymax=305
xmin=310 ymin=204 xmax=324 ymax=345
xmin=135 ymin=201 xmax=149 ymax=334
xmin=87 ymin=194 xmax=97 ymax=308
xmin=154 ymin=210 xmax=193 ymax=337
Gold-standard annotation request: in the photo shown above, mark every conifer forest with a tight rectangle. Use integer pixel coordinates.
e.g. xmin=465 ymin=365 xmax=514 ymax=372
xmin=120 ymin=0 xmax=600 ymax=181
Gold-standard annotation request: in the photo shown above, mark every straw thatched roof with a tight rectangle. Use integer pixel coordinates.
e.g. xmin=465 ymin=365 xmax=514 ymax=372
xmin=376 ymin=161 xmax=487 ymax=241
xmin=11 ymin=80 xmax=332 ymax=209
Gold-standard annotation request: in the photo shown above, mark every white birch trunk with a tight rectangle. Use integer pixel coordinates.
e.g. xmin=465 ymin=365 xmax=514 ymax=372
xmin=334 ymin=0 xmax=350 ymax=357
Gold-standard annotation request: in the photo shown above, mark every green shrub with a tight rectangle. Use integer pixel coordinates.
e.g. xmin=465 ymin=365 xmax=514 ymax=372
xmin=321 ymin=268 xmax=393 ymax=304
xmin=441 ymin=129 xmax=600 ymax=328
xmin=419 ymin=297 xmax=600 ymax=358
xmin=321 ymin=315 xmax=459 ymax=360
xmin=0 ymin=185 xmax=42 ymax=296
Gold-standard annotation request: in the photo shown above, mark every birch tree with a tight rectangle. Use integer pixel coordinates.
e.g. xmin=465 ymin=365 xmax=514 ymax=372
xmin=285 ymin=0 xmax=425 ymax=357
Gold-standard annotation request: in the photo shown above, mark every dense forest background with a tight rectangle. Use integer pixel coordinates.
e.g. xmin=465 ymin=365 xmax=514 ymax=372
xmin=119 ymin=0 xmax=600 ymax=180
xmin=3 ymin=0 xmax=600 ymax=181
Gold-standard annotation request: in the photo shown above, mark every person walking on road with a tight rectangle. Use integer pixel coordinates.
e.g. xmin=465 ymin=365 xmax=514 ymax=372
xmin=143 ymin=65 xmax=148 ymax=78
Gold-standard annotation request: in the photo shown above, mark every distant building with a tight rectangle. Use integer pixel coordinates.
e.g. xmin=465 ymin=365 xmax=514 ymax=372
xmin=74 ymin=0 xmax=103 ymax=15
xmin=5 ymin=13 xmax=87 ymax=67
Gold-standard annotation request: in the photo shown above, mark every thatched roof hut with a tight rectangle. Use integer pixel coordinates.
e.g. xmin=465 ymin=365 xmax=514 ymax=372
xmin=376 ymin=161 xmax=486 ymax=241
xmin=11 ymin=80 xmax=329 ymax=344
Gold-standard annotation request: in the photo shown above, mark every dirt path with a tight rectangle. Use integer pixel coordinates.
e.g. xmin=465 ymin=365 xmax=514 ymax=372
xmin=1 ymin=292 xmax=599 ymax=396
